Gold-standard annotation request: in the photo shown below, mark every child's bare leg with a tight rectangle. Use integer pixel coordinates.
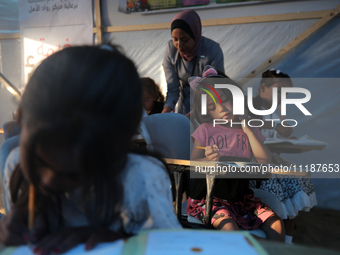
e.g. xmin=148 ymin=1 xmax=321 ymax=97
xmin=213 ymin=217 xmax=239 ymax=231
xmin=260 ymin=215 xmax=285 ymax=242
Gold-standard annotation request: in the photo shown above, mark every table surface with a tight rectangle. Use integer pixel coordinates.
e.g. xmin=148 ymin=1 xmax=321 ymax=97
xmin=266 ymin=143 xmax=326 ymax=154
xmin=258 ymin=239 xmax=339 ymax=255
xmin=165 ymin=158 xmax=311 ymax=177
xmin=1 ymin=235 xmax=339 ymax=255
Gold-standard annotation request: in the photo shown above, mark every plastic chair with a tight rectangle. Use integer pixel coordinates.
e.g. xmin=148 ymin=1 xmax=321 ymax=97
xmin=141 ymin=113 xmax=191 ymax=159
xmin=140 ymin=113 xmax=192 ymax=221
xmin=0 ymin=135 xmax=20 ymax=213
xmin=0 ymin=135 xmax=20 ymax=179
xmin=3 ymin=121 xmax=21 ymax=140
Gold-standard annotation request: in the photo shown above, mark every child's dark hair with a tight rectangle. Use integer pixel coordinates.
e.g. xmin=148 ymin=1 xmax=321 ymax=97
xmin=260 ymin=69 xmax=292 ymax=88
xmin=192 ymin=73 xmax=242 ymax=124
xmin=141 ymin=77 xmax=165 ymax=103
xmin=10 ymin=44 xmax=143 ymax=227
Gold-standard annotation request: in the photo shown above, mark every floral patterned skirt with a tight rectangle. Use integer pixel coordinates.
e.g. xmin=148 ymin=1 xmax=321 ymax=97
xmin=254 ymin=153 xmax=317 ymax=219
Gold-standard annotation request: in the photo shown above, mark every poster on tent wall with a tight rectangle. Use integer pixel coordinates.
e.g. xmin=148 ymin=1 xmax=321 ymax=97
xmin=18 ymin=0 xmax=93 ymax=88
xmin=120 ymin=0 xmax=270 ymax=13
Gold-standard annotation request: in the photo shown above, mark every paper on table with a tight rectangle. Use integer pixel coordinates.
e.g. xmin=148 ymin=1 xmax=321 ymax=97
xmin=144 ymin=231 xmax=259 ymax=255
xmin=218 ymin=161 xmax=276 ymax=170
xmin=5 ymin=240 xmax=124 ymax=255
xmin=264 ymin=135 xmax=327 ymax=146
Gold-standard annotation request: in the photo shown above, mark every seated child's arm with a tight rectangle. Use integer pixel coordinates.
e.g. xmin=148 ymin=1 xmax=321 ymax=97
xmin=241 ymin=121 xmax=272 ymax=164
xmin=191 ymin=139 xmax=220 ymax=162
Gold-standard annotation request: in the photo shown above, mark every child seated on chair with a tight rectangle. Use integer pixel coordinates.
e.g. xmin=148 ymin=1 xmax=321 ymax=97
xmin=141 ymin=77 xmax=165 ymax=115
xmin=186 ymin=66 xmax=285 ymax=242
xmin=248 ymin=69 xmax=317 ymax=243
xmin=0 ymin=44 xmax=181 ymax=254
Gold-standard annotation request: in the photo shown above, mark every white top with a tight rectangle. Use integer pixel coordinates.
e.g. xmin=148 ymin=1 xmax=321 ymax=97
xmin=2 ymin=146 xmax=20 ymax=213
xmin=120 ymin=154 xmax=182 ymax=232
xmin=3 ymin=149 xmax=182 ymax=233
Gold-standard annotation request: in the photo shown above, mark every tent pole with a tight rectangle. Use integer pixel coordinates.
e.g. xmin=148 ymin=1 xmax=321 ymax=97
xmin=95 ymin=0 xmax=103 ymax=44
xmin=0 ymin=72 xmax=21 ymax=100
xmin=103 ymin=10 xmax=333 ymax=33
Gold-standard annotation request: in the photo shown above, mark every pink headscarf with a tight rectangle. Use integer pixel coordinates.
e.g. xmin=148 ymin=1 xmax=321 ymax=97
xmin=171 ymin=10 xmax=202 ymax=61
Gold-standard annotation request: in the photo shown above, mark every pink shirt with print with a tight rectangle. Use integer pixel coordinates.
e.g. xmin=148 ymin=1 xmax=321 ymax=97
xmin=191 ymin=123 xmax=266 ymax=160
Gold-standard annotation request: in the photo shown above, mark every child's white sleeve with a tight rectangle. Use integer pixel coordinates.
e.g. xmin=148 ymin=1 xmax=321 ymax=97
xmin=120 ymin=155 xmax=182 ymax=234
xmin=2 ymin=146 xmax=20 ymax=213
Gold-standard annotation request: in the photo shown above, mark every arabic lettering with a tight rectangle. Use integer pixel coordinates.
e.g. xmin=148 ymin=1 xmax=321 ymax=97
xmin=64 ymin=3 xmax=78 ymax=10
xmin=25 ymin=55 xmax=34 ymax=68
xmin=28 ymin=4 xmax=41 ymax=13
xmin=27 ymin=1 xmax=79 ymax=14
xmin=36 ymin=38 xmax=72 ymax=57
xmin=52 ymin=3 xmax=63 ymax=11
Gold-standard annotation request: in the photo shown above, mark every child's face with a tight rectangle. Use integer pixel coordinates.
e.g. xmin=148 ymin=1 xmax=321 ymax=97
xmin=20 ymin=125 xmax=82 ymax=194
xmin=207 ymin=91 xmax=235 ymax=121
xmin=260 ymin=81 xmax=292 ymax=106
xmin=143 ymin=91 xmax=156 ymax=114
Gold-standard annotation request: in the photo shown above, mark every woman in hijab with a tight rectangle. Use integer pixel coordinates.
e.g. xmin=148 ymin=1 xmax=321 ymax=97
xmin=162 ymin=10 xmax=224 ymax=114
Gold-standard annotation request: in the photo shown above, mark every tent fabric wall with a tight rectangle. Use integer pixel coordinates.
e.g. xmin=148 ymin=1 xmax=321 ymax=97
xmin=1 ymin=0 xmax=340 ymax=210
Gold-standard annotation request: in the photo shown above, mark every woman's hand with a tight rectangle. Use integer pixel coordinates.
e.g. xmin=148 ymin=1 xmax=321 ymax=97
xmin=31 ymin=227 xmax=127 ymax=255
xmin=205 ymin=145 xmax=220 ymax=161
xmin=162 ymin=105 xmax=173 ymax=113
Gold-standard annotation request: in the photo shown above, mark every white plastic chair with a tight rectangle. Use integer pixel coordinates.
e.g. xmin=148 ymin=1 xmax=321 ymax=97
xmin=140 ymin=113 xmax=193 ymax=220
xmin=141 ymin=113 xmax=191 ymax=159
xmin=0 ymin=135 xmax=20 ymax=213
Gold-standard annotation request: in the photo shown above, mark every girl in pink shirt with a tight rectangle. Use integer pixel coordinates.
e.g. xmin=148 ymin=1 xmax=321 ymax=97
xmin=187 ymin=66 xmax=285 ymax=241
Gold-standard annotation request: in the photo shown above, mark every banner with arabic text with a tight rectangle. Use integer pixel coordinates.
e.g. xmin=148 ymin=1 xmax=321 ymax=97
xmin=18 ymin=0 xmax=93 ymax=88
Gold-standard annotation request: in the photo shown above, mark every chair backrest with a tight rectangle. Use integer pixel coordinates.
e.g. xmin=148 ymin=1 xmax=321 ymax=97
xmin=3 ymin=121 xmax=21 ymax=140
xmin=0 ymin=135 xmax=20 ymax=213
xmin=252 ymin=188 xmax=283 ymax=218
xmin=0 ymin=135 xmax=20 ymax=179
xmin=141 ymin=113 xmax=191 ymax=160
